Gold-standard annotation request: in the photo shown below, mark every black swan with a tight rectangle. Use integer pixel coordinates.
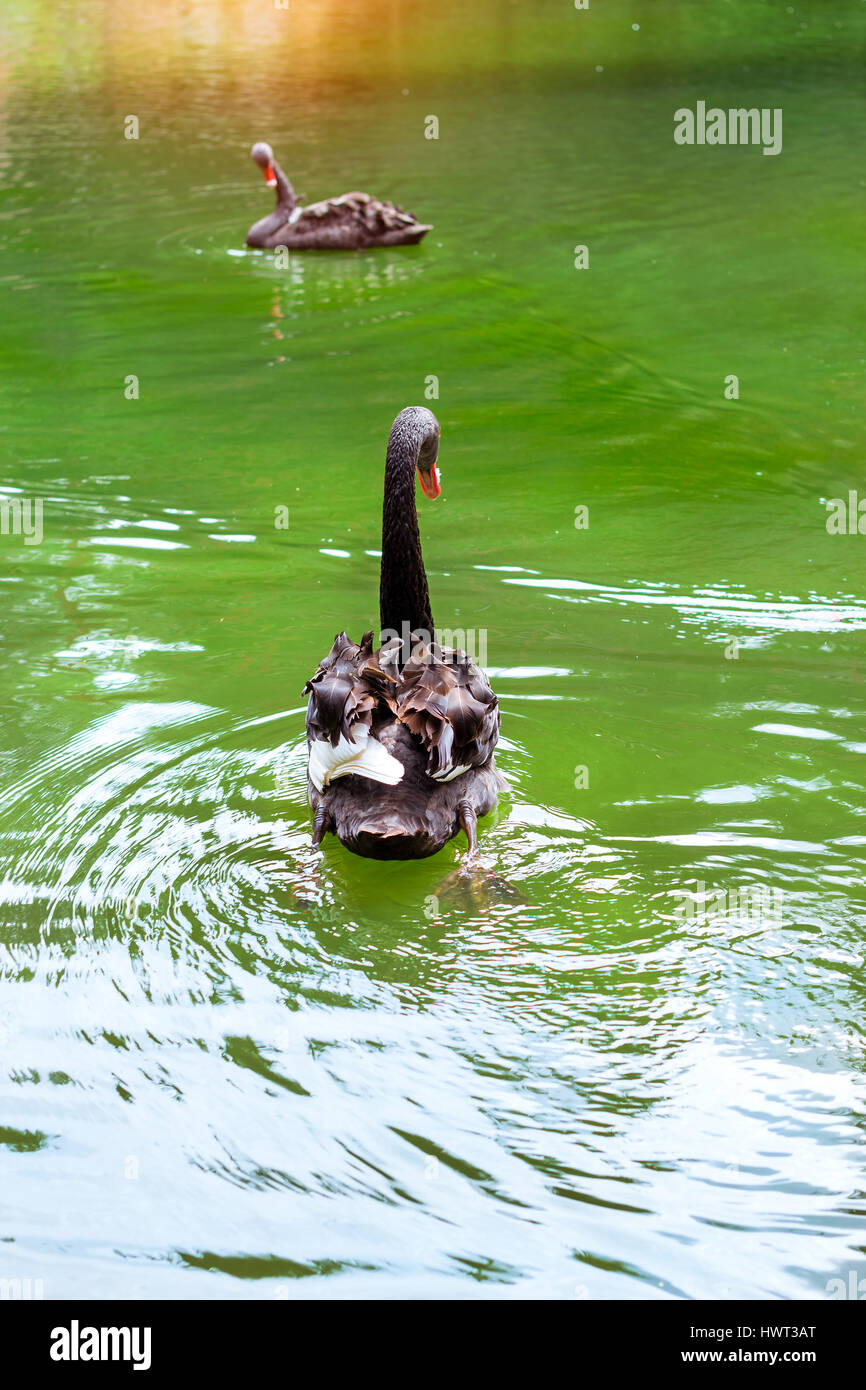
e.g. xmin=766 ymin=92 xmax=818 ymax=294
xmin=303 ymin=407 xmax=506 ymax=865
xmin=246 ymin=142 xmax=433 ymax=251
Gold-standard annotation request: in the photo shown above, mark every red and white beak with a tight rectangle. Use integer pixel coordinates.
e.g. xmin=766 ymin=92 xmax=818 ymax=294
xmin=264 ymin=162 xmax=277 ymax=189
xmin=418 ymin=464 xmax=441 ymax=500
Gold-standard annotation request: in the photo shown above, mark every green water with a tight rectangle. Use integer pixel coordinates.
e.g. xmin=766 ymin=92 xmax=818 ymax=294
xmin=1 ymin=0 xmax=864 ymax=1298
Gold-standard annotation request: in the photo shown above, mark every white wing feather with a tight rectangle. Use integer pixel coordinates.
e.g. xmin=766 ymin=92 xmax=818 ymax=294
xmin=308 ymin=726 xmax=404 ymax=793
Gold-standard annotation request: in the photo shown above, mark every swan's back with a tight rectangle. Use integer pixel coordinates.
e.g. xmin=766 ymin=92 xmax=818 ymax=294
xmin=317 ymin=722 xmax=501 ymax=860
xmin=304 ymin=633 xmax=504 ymax=860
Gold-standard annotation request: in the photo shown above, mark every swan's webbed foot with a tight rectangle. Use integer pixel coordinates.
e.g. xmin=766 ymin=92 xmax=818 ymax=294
xmin=431 ymin=801 xmax=526 ymax=911
xmin=288 ymin=812 xmax=328 ymax=911
xmin=289 ymin=849 xmax=323 ymax=910
xmin=432 ymin=860 xmax=526 ymax=911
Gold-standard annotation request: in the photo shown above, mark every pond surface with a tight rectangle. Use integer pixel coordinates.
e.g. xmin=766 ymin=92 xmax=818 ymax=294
xmin=0 ymin=0 xmax=864 ymax=1298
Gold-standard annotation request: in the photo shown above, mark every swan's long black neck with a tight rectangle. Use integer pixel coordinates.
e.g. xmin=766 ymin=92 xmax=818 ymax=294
xmin=379 ymin=408 xmax=438 ymax=656
xmin=247 ymin=159 xmax=298 ymax=245
xmin=270 ymin=159 xmax=297 ymax=214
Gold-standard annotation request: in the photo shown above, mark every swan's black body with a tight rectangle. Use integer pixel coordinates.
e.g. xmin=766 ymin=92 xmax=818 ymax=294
xmin=321 ymin=720 xmax=502 ymax=861
xmin=246 ymin=143 xmax=432 ymax=251
xmin=304 ymin=407 xmax=505 ymax=861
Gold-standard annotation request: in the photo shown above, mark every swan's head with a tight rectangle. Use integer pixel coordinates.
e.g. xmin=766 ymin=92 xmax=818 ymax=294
xmin=417 ymin=433 xmax=442 ymax=499
xmin=251 ymin=141 xmax=277 ymax=188
xmin=396 ymin=406 xmax=441 ymax=500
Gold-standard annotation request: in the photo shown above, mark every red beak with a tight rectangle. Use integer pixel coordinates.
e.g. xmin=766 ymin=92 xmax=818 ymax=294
xmin=418 ymin=465 xmax=441 ymax=500
xmin=264 ymin=162 xmax=277 ymax=188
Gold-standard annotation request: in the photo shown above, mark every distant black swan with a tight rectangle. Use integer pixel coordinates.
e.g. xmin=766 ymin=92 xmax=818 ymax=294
xmin=303 ymin=407 xmax=504 ymax=863
xmin=246 ymin=142 xmax=433 ymax=251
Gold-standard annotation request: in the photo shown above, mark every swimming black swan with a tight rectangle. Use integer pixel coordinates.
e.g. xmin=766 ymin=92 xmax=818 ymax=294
xmin=303 ymin=407 xmax=505 ymax=864
xmin=246 ymin=142 xmax=433 ymax=251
